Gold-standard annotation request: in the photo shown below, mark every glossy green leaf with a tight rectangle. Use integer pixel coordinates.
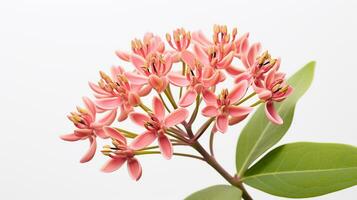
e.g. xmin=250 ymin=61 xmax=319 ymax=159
xmin=185 ymin=185 xmax=242 ymax=200
xmin=236 ymin=61 xmax=315 ymax=176
xmin=242 ymin=142 xmax=357 ymax=198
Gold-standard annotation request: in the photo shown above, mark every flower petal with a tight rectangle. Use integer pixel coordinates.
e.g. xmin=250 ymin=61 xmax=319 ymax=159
xmin=101 ymin=157 xmax=127 ymax=173
xmin=229 ymin=114 xmax=249 ymax=125
xmin=124 ymin=72 xmax=148 ymax=85
xmin=130 ymin=131 xmax=157 ymax=150
xmin=202 ymin=89 xmax=217 ymax=106
xmin=152 ymin=96 xmax=165 ymax=121
xmin=216 ymin=114 xmax=228 ymax=133
xmin=115 ymin=50 xmax=130 ymax=62
xmin=127 ymin=158 xmax=142 ymax=181
xmin=164 ymin=108 xmax=189 ymax=127
xmin=201 ymin=106 xmax=219 ymax=117
xmin=130 ymin=54 xmax=146 ymax=74
xmin=168 ymin=73 xmax=190 ymax=87
xmin=80 ymin=137 xmax=97 ymax=163
xmin=88 ymin=82 xmax=111 ymax=95
xmin=95 ymin=97 xmax=121 ymax=110
xmin=158 ymin=135 xmax=173 ymax=160
xmin=60 ymin=133 xmax=81 ymax=141
xmin=103 ymin=126 xmax=127 ymax=144
xmin=82 ymin=97 xmax=96 ymax=119
xmin=227 ymin=106 xmax=253 ymax=117
xmin=181 ymin=50 xmax=196 ymax=69
xmin=227 ymin=80 xmax=248 ymax=103
xmin=98 ymin=110 xmax=117 ymax=126
xmin=265 ymin=101 xmax=283 ymax=125
xmin=193 ymin=44 xmax=210 ymax=66
xmin=217 ymin=52 xmax=234 ymax=69
xmin=178 ymin=89 xmax=197 ymax=107
xmin=130 ymin=112 xmax=150 ymax=127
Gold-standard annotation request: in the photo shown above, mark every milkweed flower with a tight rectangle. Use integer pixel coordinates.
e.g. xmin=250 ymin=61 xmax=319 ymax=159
xmin=254 ymin=68 xmax=293 ymax=125
xmin=89 ymin=66 xmax=148 ymax=121
xmin=168 ymin=50 xmax=223 ymax=107
xmin=101 ymin=127 xmax=142 ymax=181
xmin=201 ymin=80 xmax=253 ymax=133
xmin=129 ymin=97 xmax=189 ymax=159
xmin=60 ymin=97 xmax=117 ymax=163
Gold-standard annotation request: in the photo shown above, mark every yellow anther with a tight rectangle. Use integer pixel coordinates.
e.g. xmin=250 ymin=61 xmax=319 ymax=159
xmin=165 ymin=33 xmax=171 ymax=42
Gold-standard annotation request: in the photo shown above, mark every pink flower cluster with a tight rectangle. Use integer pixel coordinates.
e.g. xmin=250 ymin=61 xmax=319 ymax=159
xmin=61 ymin=25 xmax=292 ymax=181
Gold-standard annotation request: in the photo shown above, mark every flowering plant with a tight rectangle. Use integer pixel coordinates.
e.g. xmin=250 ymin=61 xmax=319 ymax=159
xmin=60 ymin=25 xmax=357 ymax=199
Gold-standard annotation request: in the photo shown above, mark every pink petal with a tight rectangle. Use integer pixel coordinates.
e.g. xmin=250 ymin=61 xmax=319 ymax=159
xmin=93 ymin=129 xmax=108 ymax=139
xmin=158 ymin=135 xmax=173 ymax=160
xmin=227 ymin=80 xmax=248 ymax=103
xmin=193 ymin=44 xmax=210 ymax=66
xmin=216 ymin=114 xmax=228 ymax=133
xmin=74 ymin=129 xmax=92 ymax=137
xmin=98 ymin=109 xmax=117 ymax=126
xmin=127 ymin=158 xmax=142 ymax=181
xmin=217 ymin=52 xmax=234 ymax=69
xmin=229 ymin=114 xmax=249 ymax=125
xmin=178 ymin=89 xmax=197 ymax=107
xmin=82 ymin=97 xmax=96 ymax=119
xmin=130 ymin=54 xmax=146 ymax=74
xmin=234 ymin=72 xmax=251 ymax=84
xmin=168 ymin=73 xmax=190 ymax=87
xmin=201 ymin=106 xmax=219 ymax=117
xmin=80 ymin=137 xmax=97 ymax=163
xmin=110 ymin=66 xmax=124 ymax=80
xmin=152 ymin=96 xmax=165 ymax=121
xmin=128 ymin=92 xmax=141 ymax=106
xmin=60 ymin=133 xmax=81 ymax=141
xmin=247 ymin=43 xmax=261 ymax=67
xmin=115 ymin=50 xmax=130 ymax=62
xmin=130 ymin=112 xmax=150 ymax=127
xmin=254 ymin=86 xmax=272 ymax=101
xmin=130 ymin=131 xmax=157 ymax=150
xmin=192 ymin=31 xmax=212 ymax=47
xmin=124 ymin=72 xmax=148 ymax=85
xmin=181 ymin=50 xmax=196 ymax=69
xmin=225 ymin=65 xmax=245 ymax=76
xmin=163 ymin=108 xmax=189 ymax=127
xmin=103 ymin=126 xmax=127 ymax=144
xmin=118 ymin=105 xmax=130 ymax=122
xmin=227 ymin=106 xmax=253 ymax=117
xmin=101 ymin=157 xmax=127 ymax=173
xmin=95 ymin=97 xmax=121 ymax=110
xmin=202 ymin=90 xmax=218 ymax=106
xmin=138 ymin=84 xmax=152 ymax=96
xmin=88 ymin=82 xmax=110 ymax=95
xmin=265 ymin=101 xmax=283 ymax=125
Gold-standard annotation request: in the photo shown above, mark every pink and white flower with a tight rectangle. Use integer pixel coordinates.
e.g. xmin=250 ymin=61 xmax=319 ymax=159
xmin=201 ymin=81 xmax=253 ymax=133
xmin=166 ymin=28 xmax=191 ymax=62
xmin=101 ymin=127 xmax=142 ymax=181
xmin=60 ymin=97 xmax=117 ymax=163
xmin=129 ymin=97 xmax=189 ymax=159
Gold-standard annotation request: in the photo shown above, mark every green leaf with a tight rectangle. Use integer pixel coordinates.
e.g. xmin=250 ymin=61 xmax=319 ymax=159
xmin=242 ymin=142 xmax=357 ymax=198
xmin=236 ymin=61 xmax=315 ymax=176
xmin=185 ymin=185 xmax=242 ymax=200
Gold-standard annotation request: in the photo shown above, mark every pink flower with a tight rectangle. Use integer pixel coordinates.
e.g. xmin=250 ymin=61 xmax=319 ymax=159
xmin=201 ymin=81 xmax=253 ymax=133
xmin=89 ymin=66 xmax=148 ymax=121
xmin=191 ymin=25 xmax=238 ymax=70
xmin=101 ymin=127 xmax=142 ymax=181
xmin=129 ymin=97 xmax=189 ymax=159
xmin=166 ymin=28 xmax=191 ymax=62
xmin=168 ymin=50 xmax=224 ymax=107
xmin=60 ymin=97 xmax=117 ymax=163
xmin=126 ymin=52 xmax=173 ymax=93
xmin=115 ymin=32 xmax=165 ymax=62
xmin=254 ymin=68 xmax=293 ymax=125
xmin=230 ymin=44 xmax=279 ymax=86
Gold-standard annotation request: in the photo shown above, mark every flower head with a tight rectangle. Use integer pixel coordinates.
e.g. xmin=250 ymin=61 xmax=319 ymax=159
xmin=129 ymin=97 xmax=189 ymax=159
xmin=101 ymin=127 xmax=142 ymax=181
xmin=201 ymin=81 xmax=253 ymax=133
xmin=60 ymin=97 xmax=116 ymax=163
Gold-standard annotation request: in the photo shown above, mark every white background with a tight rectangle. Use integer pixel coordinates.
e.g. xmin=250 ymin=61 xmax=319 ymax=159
xmin=1 ymin=0 xmax=357 ymax=199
